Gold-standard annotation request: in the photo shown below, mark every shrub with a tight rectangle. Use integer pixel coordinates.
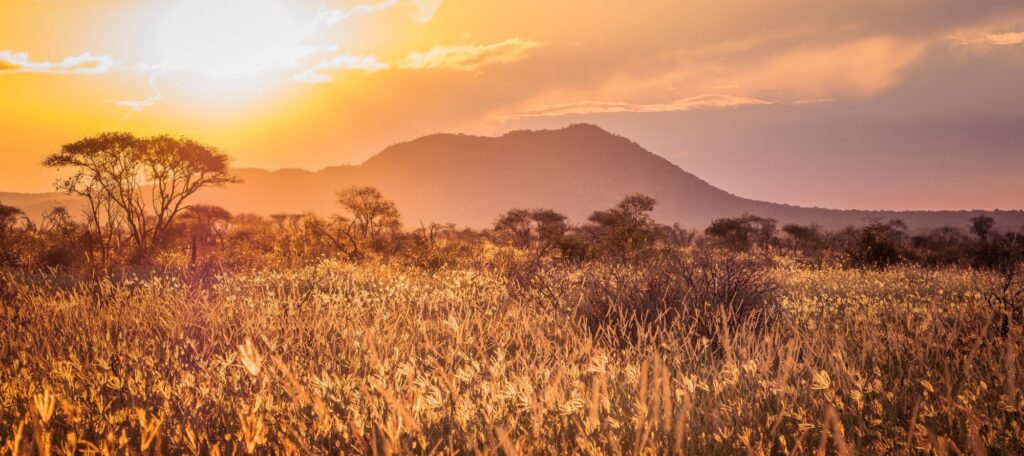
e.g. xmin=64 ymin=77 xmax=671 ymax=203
xmin=580 ymin=194 xmax=663 ymax=261
xmin=844 ymin=219 xmax=909 ymax=269
xmin=576 ymin=247 xmax=780 ymax=345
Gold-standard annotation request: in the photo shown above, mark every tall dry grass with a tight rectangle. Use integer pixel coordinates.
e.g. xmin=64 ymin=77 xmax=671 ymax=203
xmin=0 ymin=254 xmax=1021 ymax=454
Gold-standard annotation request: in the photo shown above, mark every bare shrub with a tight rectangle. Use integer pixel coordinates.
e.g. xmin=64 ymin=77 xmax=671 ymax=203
xmin=576 ymin=247 xmax=780 ymax=345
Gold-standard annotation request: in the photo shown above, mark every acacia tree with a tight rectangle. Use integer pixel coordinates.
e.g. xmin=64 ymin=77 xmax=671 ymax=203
xmin=583 ymin=194 xmax=663 ymax=260
xmin=304 ymin=187 xmax=402 ymax=260
xmin=43 ymin=132 xmax=239 ymax=262
xmin=782 ymin=223 xmax=823 ymax=254
xmin=493 ymin=208 xmax=569 ymax=257
xmin=705 ymin=215 xmax=778 ymax=252
xmin=337 ymin=187 xmax=401 ymax=243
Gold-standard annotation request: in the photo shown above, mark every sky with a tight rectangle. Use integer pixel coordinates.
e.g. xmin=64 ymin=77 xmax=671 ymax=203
xmin=1 ymin=0 xmax=1023 ymax=210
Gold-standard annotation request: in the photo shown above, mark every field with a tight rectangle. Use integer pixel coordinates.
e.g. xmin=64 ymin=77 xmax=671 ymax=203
xmin=1 ymin=254 xmax=1022 ymax=454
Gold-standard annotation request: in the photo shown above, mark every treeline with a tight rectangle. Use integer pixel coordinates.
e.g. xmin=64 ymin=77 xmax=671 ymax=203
xmin=2 ymin=188 xmax=1022 ymax=273
xmin=702 ymin=214 xmax=1024 ymax=271
xmin=1 ymin=132 xmax=1021 ymax=273
xmin=0 ymin=190 xmax=672 ymax=270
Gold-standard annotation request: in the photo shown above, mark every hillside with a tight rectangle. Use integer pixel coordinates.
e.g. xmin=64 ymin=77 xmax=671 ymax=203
xmin=4 ymin=124 xmax=1024 ymax=230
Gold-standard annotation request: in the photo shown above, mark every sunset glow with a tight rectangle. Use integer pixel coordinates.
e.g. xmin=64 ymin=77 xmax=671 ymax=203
xmin=3 ymin=4 xmax=1024 ymax=452
xmin=1 ymin=0 xmax=1023 ymax=210
xmin=156 ymin=0 xmax=309 ymax=79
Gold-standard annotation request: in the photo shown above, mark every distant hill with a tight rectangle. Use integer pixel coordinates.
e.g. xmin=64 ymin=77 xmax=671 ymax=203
xmin=4 ymin=124 xmax=1024 ymax=230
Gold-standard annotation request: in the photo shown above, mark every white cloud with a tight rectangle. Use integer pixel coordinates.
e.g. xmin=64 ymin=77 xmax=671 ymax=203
xmin=116 ymin=95 xmax=162 ymax=111
xmin=293 ymin=52 xmax=388 ymax=83
xmin=294 ymin=69 xmax=333 ymax=84
xmin=314 ymin=0 xmax=400 ymax=27
xmin=408 ymin=0 xmax=442 ymax=23
xmin=314 ymin=0 xmax=441 ymax=26
xmin=500 ymin=94 xmax=773 ymax=120
xmin=0 ymin=51 xmax=115 ymax=74
xmin=399 ymin=38 xmax=541 ymax=71
xmin=318 ymin=53 xmax=389 ymax=72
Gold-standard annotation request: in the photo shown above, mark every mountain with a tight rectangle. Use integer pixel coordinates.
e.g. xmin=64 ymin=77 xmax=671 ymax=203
xmin=4 ymin=124 xmax=1024 ymax=230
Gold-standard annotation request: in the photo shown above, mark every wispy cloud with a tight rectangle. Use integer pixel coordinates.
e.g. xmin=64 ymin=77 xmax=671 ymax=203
xmin=117 ymin=72 xmax=162 ymax=113
xmin=950 ymin=31 xmax=1024 ymax=46
xmin=294 ymin=52 xmax=388 ymax=84
xmin=986 ymin=32 xmax=1024 ymax=45
xmin=407 ymin=0 xmax=442 ymax=23
xmin=116 ymin=95 xmax=161 ymax=111
xmin=0 ymin=51 xmax=115 ymax=74
xmin=314 ymin=0 xmax=400 ymax=27
xmin=399 ymin=38 xmax=541 ymax=71
xmin=316 ymin=0 xmax=441 ymax=25
xmin=501 ymin=94 xmax=773 ymax=121
xmin=294 ymin=69 xmax=333 ymax=84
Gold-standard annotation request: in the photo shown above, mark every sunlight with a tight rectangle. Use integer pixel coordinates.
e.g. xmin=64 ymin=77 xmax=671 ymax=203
xmin=156 ymin=0 xmax=311 ymax=80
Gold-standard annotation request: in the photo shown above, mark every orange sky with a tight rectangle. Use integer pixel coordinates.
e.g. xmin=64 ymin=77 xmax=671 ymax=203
xmin=2 ymin=0 xmax=1023 ymax=210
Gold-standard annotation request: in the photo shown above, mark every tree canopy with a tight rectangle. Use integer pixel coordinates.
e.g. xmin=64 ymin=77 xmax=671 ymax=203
xmin=43 ymin=132 xmax=239 ymax=263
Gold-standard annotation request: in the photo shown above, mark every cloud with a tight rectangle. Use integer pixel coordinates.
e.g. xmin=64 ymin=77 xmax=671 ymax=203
xmin=120 ymin=0 xmax=437 ymax=110
xmin=315 ymin=0 xmax=441 ymax=26
xmin=0 ymin=51 xmax=115 ymax=74
xmin=116 ymin=95 xmax=162 ymax=111
xmin=501 ymin=94 xmax=773 ymax=120
xmin=293 ymin=52 xmax=388 ymax=84
xmin=987 ymin=32 xmax=1024 ymax=45
xmin=314 ymin=0 xmax=400 ymax=27
xmin=294 ymin=69 xmax=334 ymax=84
xmin=407 ymin=0 xmax=442 ymax=23
xmin=116 ymin=72 xmax=164 ymax=114
xmin=952 ymin=31 xmax=1024 ymax=46
xmin=399 ymin=38 xmax=541 ymax=71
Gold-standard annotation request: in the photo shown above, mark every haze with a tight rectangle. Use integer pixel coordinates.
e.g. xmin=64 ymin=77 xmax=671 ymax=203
xmin=2 ymin=0 xmax=1023 ymax=211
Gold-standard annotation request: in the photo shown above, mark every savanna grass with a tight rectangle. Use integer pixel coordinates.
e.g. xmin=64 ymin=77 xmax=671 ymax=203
xmin=1 ymin=256 xmax=1021 ymax=454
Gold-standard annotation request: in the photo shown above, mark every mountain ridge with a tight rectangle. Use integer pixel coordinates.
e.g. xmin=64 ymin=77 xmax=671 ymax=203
xmin=3 ymin=124 xmax=1024 ymax=231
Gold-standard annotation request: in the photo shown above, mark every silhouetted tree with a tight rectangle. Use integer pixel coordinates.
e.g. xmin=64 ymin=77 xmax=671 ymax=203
xmin=301 ymin=187 xmax=402 ymax=261
xmin=970 ymin=215 xmax=996 ymax=241
xmin=661 ymin=223 xmax=696 ymax=248
xmin=0 ymin=202 xmax=25 ymax=233
xmin=846 ymin=219 xmax=908 ymax=268
xmin=782 ymin=223 xmax=823 ymax=255
xmin=35 ymin=206 xmax=85 ymax=268
xmin=705 ymin=215 xmax=777 ymax=252
xmin=0 ymin=202 xmax=28 ymax=266
xmin=337 ymin=187 xmax=402 ymax=244
xmin=181 ymin=205 xmax=231 ymax=267
xmin=910 ymin=226 xmax=969 ymax=267
xmin=493 ymin=208 xmax=569 ymax=257
xmin=43 ymin=132 xmax=239 ymax=263
xmin=583 ymin=194 xmax=662 ymax=260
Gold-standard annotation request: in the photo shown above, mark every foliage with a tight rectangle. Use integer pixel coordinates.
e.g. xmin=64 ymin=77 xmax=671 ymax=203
xmin=493 ymin=208 xmax=569 ymax=258
xmin=581 ymin=194 xmax=663 ymax=260
xmin=843 ymin=219 xmax=909 ymax=269
xmin=705 ymin=215 xmax=777 ymax=252
xmin=42 ymin=132 xmax=239 ymax=264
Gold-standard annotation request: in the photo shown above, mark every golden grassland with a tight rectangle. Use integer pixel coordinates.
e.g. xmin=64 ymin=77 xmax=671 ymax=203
xmin=1 ymin=255 xmax=1021 ymax=454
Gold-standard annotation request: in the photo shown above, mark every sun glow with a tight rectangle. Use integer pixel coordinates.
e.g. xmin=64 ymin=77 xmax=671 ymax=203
xmin=156 ymin=0 xmax=312 ymax=80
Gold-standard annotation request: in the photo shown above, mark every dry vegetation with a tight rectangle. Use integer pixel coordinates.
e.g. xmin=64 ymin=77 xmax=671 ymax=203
xmin=2 ymin=249 xmax=1023 ymax=454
